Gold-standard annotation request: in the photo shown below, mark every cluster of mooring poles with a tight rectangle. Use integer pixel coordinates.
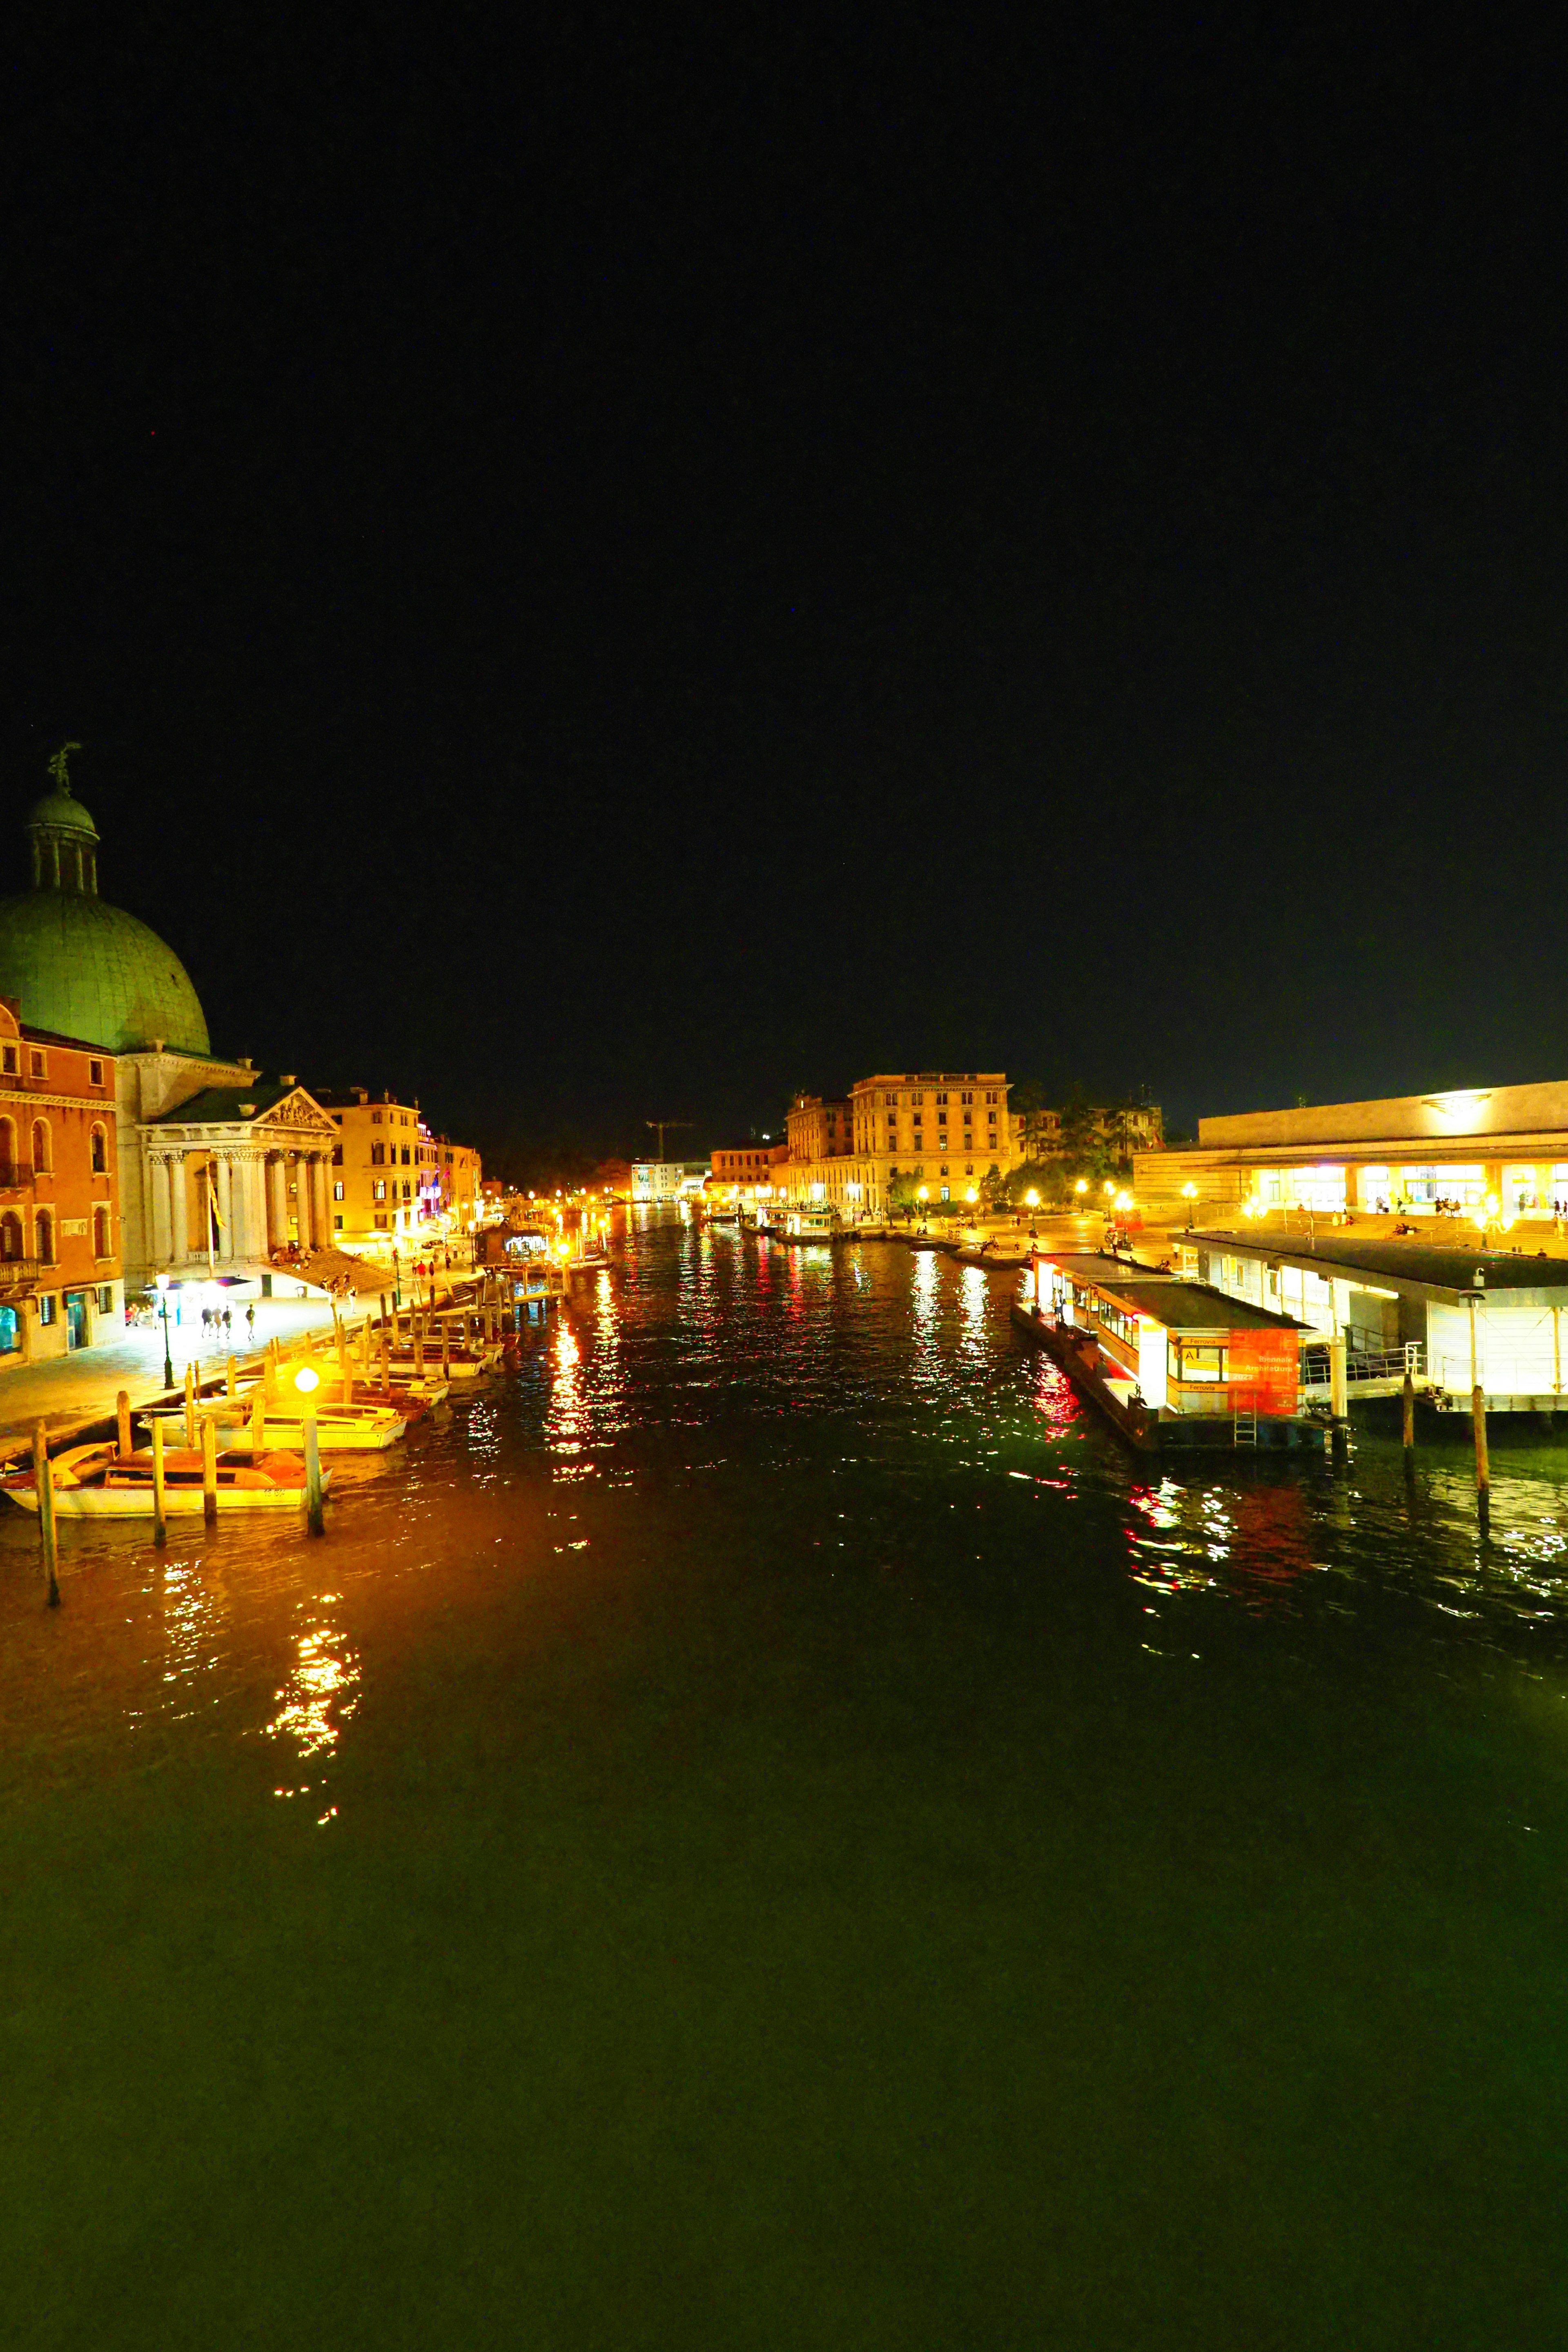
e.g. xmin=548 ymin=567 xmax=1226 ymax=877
xmin=1323 ymin=1303 xmax=1491 ymax=1523
xmin=25 ymin=1263 xmax=557 ymax=1602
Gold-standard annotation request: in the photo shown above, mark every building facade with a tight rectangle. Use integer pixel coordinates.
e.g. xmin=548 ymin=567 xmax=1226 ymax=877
xmin=848 ymin=1071 xmax=1013 ymax=1214
xmin=710 ymin=1140 xmax=790 ymax=1190
xmin=771 ymin=1072 xmax=1015 ymax=1218
xmin=1131 ymin=1079 xmax=1568 ymax=1228
xmin=632 ymin=1160 xmax=708 ymax=1202
xmin=314 ymin=1089 xmax=441 ymax=1246
xmin=435 ymin=1136 xmax=482 ymax=1229
xmin=0 ymin=998 xmax=123 ymax=1366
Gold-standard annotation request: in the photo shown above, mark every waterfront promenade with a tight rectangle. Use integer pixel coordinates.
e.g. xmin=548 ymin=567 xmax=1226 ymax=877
xmin=0 ymin=1266 xmax=479 ymax=1457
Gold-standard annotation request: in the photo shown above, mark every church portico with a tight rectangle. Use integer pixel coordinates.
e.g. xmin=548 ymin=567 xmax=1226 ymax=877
xmin=140 ymin=1086 xmax=341 ymax=1279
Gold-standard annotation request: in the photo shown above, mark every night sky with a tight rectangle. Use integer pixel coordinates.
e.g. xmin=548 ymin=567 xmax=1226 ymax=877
xmin=7 ymin=18 xmax=1563 ymax=1169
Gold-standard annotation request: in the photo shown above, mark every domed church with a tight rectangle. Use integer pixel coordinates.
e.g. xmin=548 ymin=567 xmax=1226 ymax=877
xmin=0 ymin=753 xmax=341 ymax=1288
xmin=0 ymin=764 xmax=211 ymax=1056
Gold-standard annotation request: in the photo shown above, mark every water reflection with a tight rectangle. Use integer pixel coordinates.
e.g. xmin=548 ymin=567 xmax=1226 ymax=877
xmin=262 ymin=1604 xmax=359 ymax=1772
xmin=16 ymin=1211 xmax=1568 ymax=1799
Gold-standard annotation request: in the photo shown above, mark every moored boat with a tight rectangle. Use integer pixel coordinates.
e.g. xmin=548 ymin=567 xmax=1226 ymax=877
xmin=2 ymin=1441 xmax=330 ymax=1517
xmin=142 ymin=1396 xmax=408 ymax=1453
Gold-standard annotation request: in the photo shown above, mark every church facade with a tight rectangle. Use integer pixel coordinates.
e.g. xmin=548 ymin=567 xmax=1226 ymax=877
xmin=0 ymin=757 xmax=455 ymax=1318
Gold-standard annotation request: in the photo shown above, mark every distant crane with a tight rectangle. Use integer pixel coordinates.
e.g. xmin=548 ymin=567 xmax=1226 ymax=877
xmin=644 ymin=1118 xmax=693 ymax=1163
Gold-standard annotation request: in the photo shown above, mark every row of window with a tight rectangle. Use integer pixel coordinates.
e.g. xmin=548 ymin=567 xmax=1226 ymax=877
xmin=0 ymin=1044 xmax=107 ymax=1087
xmin=0 ymin=1114 xmax=111 ymax=1175
xmin=867 ymin=1087 xmax=1002 ymax=1108
xmin=0 ymin=1205 xmax=114 ymax=1262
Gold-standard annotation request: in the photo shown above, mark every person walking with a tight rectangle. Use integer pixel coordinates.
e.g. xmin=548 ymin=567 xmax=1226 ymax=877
xmin=245 ymin=1302 xmax=256 ymax=1345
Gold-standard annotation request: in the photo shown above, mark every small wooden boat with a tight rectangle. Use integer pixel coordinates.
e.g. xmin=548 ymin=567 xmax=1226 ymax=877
xmin=2 ymin=1442 xmax=330 ymax=1517
xmin=143 ymin=1397 xmax=407 ymax=1453
xmin=383 ymin=1344 xmax=500 ymax=1381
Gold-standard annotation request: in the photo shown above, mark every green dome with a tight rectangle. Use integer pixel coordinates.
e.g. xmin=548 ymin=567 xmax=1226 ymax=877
xmin=26 ymin=786 xmax=98 ymax=839
xmin=0 ymin=889 xmax=210 ymax=1054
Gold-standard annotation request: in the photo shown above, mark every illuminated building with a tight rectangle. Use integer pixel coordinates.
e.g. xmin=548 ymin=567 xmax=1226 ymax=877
xmin=771 ymin=1074 xmax=1016 ymax=1218
xmin=312 ymin=1089 xmax=479 ymax=1246
xmin=0 ymin=764 xmax=339 ymax=1285
xmin=1134 ymin=1080 xmax=1568 ymax=1226
xmin=0 ymin=996 xmax=122 ymax=1365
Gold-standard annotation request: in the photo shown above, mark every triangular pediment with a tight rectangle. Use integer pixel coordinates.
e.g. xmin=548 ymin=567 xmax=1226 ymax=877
xmin=252 ymin=1087 xmax=339 ymax=1139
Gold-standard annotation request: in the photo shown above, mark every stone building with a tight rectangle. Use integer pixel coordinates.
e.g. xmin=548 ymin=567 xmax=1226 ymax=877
xmin=0 ymin=766 xmax=338 ymax=1286
xmin=0 ymin=995 xmax=122 ymax=1366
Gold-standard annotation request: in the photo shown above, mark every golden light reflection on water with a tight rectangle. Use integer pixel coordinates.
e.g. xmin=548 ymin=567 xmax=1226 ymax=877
xmin=262 ymin=1605 xmax=360 ymax=1773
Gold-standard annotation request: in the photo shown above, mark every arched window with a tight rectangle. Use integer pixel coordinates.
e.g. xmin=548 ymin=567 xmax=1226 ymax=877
xmin=0 ymin=1211 xmax=22 ymax=1260
xmin=0 ymin=1116 xmax=15 ymax=1183
xmin=30 ymin=1118 xmax=49 ymax=1174
xmin=94 ymin=1204 xmax=111 ymax=1258
xmin=90 ymin=1123 xmax=107 ymax=1175
xmin=34 ymin=1208 xmax=53 ymax=1264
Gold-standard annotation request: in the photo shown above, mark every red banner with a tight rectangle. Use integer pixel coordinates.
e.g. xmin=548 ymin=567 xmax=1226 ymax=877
xmin=1227 ymin=1328 xmax=1299 ymax=1417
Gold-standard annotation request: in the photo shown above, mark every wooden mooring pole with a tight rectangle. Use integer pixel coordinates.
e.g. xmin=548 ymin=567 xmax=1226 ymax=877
xmin=201 ymin=1419 xmax=218 ymax=1525
xmin=151 ymin=1416 xmax=168 ymax=1547
xmin=1328 ymin=1333 xmax=1349 ymax=1466
xmin=116 ymin=1388 xmax=132 ymax=1461
xmin=1472 ymin=1383 xmax=1490 ymax=1507
xmin=303 ymin=1409 xmax=325 ymax=1537
xmin=184 ymin=1362 xmax=197 ymax=1450
xmin=1402 ymin=1370 xmax=1416 ymax=1463
xmin=33 ymin=1421 xmax=58 ymax=1606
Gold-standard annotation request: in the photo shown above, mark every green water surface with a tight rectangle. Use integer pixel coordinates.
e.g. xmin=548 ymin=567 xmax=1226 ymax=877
xmin=4 ymin=1214 xmax=1568 ymax=2348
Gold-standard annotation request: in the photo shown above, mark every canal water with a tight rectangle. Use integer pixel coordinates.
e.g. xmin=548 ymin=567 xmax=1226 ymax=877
xmin=4 ymin=1212 xmax=1568 ymax=2347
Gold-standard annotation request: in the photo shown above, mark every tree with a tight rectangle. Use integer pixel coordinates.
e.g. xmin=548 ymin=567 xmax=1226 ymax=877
xmin=887 ymin=1167 xmax=922 ymax=1217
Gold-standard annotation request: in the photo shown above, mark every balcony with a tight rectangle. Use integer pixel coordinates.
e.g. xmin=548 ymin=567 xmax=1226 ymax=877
xmin=0 ymin=1163 xmax=36 ymax=1191
xmin=0 ymin=1255 xmax=43 ymax=1294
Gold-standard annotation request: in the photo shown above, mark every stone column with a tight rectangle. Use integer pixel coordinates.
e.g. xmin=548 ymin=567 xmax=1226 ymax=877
xmin=267 ymin=1154 xmax=287 ymax=1253
xmin=241 ymin=1154 xmax=263 ymax=1261
xmin=294 ymin=1154 xmax=313 ymax=1251
xmin=169 ymin=1151 xmax=190 ymax=1264
xmin=150 ymin=1152 xmax=172 ymax=1267
xmin=215 ymin=1153 xmax=234 ymax=1263
xmin=312 ymin=1154 xmax=332 ymax=1241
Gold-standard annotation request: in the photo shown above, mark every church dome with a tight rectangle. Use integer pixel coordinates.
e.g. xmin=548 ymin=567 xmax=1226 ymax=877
xmin=0 ymin=755 xmax=210 ymax=1054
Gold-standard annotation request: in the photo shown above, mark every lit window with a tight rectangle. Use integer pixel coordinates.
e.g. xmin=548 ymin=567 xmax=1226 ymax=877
xmin=373 ymin=1180 xmax=386 ymax=1201
xmin=332 ymin=1180 xmax=344 ymax=1201
xmin=37 ymin=1292 xmax=56 ymax=1325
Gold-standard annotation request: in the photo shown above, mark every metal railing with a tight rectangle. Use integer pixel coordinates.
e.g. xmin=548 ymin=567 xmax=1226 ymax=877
xmin=1299 ymin=1340 xmax=1425 ymax=1393
xmin=0 ymin=1254 xmax=43 ymax=1286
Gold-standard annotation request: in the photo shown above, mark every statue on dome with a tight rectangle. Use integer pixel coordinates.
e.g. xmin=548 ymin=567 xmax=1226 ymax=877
xmin=46 ymin=742 xmax=82 ymax=792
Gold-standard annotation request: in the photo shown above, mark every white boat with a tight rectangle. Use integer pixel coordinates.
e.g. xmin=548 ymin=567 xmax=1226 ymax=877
xmin=781 ymin=1206 xmax=844 ymax=1242
xmin=143 ymin=1397 xmax=408 ymax=1453
xmin=3 ymin=1441 xmax=329 ymax=1517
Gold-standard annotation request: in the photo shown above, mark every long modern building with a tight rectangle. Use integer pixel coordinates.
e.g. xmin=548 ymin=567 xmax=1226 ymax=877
xmin=1134 ymin=1080 xmax=1568 ymax=1227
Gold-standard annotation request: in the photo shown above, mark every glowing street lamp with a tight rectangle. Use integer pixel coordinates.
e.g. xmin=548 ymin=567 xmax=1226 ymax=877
xmin=1025 ymin=1189 xmax=1039 ymax=1208
xmin=1074 ymin=1179 xmax=1088 ymax=1200
xmin=155 ymin=1272 xmax=174 ymax=1389
xmin=1181 ymin=1179 xmax=1197 ymax=1230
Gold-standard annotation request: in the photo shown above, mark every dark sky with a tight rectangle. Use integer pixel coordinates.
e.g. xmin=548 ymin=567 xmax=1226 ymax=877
xmin=6 ymin=16 xmax=1564 ymax=1165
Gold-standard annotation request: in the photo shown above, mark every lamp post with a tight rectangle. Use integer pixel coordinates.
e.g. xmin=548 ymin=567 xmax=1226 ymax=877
xmin=1181 ymin=1180 xmax=1197 ymax=1230
xmin=156 ymin=1272 xmax=174 ymax=1389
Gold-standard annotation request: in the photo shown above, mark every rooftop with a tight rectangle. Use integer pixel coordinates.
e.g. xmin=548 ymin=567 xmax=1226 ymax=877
xmin=1190 ymin=1227 xmax=1568 ymax=1305
xmin=1040 ymin=1252 xmax=1305 ymax=1332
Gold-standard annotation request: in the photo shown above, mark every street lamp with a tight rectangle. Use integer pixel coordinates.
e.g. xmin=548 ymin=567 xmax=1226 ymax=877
xmin=1181 ymin=1180 xmax=1197 ymax=1230
xmin=155 ymin=1272 xmax=174 ymax=1389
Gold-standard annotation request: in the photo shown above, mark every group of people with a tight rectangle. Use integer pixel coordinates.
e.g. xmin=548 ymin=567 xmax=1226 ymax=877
xmin=199 ymin=1303 xmax=256 ymax=1342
